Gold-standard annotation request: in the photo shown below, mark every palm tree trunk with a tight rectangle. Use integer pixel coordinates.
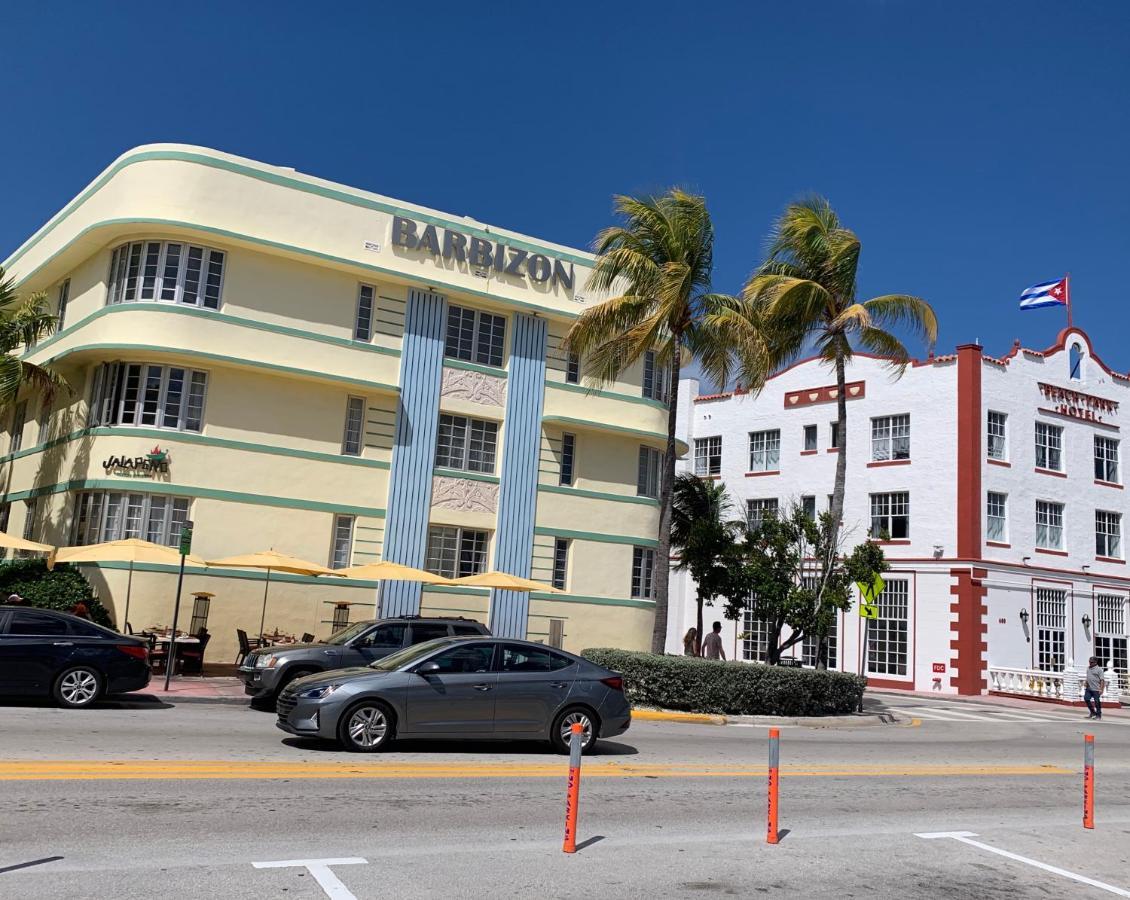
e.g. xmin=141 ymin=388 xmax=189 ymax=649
xmin=818 ymin=352 xmax=850 ymax=670
xmin=650 ymin=347 xmax=681 ymax=654
xmin=695 ymin=594 xmax=704 ymax=656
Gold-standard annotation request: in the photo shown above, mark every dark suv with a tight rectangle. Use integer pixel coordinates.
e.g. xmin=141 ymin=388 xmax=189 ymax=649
xmin=238 ymin=616 xmax=490 ymax=706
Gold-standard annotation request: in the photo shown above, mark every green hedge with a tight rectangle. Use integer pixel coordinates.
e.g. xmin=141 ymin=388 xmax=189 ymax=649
xmin=582 ymin=648 xmax=866 ymax=716
xmin=0 ymin=558 xmax=112 ymax=628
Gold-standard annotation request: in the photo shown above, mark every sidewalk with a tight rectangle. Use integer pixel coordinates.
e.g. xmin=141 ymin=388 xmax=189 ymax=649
xmin=868 ymin=687 xmax=1128 ymax=718
xmin=139 ymin=676 xmax=248 ymax=705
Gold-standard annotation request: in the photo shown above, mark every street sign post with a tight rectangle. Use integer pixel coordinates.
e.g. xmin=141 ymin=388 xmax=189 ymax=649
xmin=163 ymin=521 xmax=194 ymax=691
xmin=855 ymin=573 xmax=885 ymax=712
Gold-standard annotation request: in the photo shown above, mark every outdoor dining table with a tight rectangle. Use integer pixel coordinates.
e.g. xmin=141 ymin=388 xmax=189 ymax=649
xmin=151 ymin=635 xmax=201 ymax=645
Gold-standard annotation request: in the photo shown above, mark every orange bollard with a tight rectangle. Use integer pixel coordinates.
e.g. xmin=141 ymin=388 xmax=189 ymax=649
xmin=767 ymin=727 xmax=780 ymax=844
xmin=562 ymin=722 xmax=584 ymax=853
xmin=1084 ymin=733 xmax=1094 ymax=830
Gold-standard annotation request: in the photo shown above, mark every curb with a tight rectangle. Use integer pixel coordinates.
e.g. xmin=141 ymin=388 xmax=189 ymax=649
xmin=632 ymin=707 xmax=901 ymax=727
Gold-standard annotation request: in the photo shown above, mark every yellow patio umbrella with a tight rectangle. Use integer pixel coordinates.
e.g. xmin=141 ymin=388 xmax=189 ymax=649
xmin=446 ymin=571 xmax=564 ymax=593
xmin=335 ymin=560 xmax=452 ymax=584
xmin=0 ymin=531 xmax=54 ymax=556
xmin=53 ymin=538 xmax=207 ymax=632
xmin=206 ymin=549 xmax=338 ymax=638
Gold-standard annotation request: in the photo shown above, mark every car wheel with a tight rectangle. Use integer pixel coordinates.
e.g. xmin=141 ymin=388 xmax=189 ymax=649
xmin=338 ymin=701 xmax=395 ymax=752
xmin=551 ymin=707 xmax=599 ymax=755
xmin=53 ymin=666 xmax=103 ymax=709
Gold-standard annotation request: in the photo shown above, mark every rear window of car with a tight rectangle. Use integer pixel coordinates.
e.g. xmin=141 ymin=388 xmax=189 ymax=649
xmin=7 ymin=611 xmax=69 ymax=636
xmin=67 ymin=619 xmax=110 ymax=637
xmin=410 ymin=623 xmax=450 ymax=642
xmin=501 ymin=644 xmax=573 ymax=673
xmin=452 ymin=624 xmax=484 ymax=636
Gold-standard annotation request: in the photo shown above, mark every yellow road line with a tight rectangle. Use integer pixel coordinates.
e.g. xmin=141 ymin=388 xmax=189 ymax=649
xmin=0 ymin=761 xmax=1074 ymax=782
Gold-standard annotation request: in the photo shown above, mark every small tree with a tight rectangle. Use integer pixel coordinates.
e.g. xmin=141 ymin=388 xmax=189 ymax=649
xmin=723 ymin=505 xmax=886 ymax=665
xmin=0 ymin=558 xmax=111 ymax=627
xmin=670 ymin=474 xmax=745 ymax=654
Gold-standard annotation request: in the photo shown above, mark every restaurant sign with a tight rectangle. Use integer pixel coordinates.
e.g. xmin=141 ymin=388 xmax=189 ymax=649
xmin=103 ymin=446 xmax=171 ymax=478
xmin=1038 ymin=383 xmax=1119 ymax=423
xmin=390 ymin=215 xmax=576 ymax=291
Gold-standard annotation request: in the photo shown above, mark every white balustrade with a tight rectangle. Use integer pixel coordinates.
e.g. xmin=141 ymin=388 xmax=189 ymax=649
xmin=987 ymin=666 xmax=1066 ymax=700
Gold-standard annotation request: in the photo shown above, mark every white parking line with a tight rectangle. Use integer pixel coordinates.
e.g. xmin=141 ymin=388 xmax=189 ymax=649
xmin=915 ymin=832 xmax=1130 ymax=897
xmin=253 ymin=858 xmax=367 ymax=900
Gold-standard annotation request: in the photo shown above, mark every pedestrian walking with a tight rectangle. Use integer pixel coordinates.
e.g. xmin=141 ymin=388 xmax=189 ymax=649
xmin=701 ymin=621 xmax=726 ymax=661
xmin=1084 ymin=656 xmax=1105 ymax=721
xmin=70 ymin=601 xmax=91 ymax=620
xmin=683 ymin=627 xmax=698 ymax=656
xmin=6 ymin=592 xmax=25 ymax=605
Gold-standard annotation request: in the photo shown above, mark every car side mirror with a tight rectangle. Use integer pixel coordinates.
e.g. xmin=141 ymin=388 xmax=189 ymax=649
xmin=416 ymin=661 xmax=441 ymax=675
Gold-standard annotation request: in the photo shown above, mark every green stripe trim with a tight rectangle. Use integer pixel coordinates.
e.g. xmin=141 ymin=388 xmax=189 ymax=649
xmin=443 ymin=359 xmax=508 ymax=379
xmin=533 ymin=526 xmax=658 ymax=548
xmin=24 ymin=302 xmax=401 ymax=362
xmin=3 ymin=148 xmax=596 ymax=271
xmin=432 ymin=467 xmax=501 ymax=485
xmin=36 ymin=342 xmax=400 ymax=396
xmin=541 ymin=415 xmax=670 ymax=445
xmin=74 ymin=560 xmax=383 ymax=589
xmin=1 ymin=479 xmax=386 ymax=518
xmin=423 ymin=585 xmax=491 ymax=596
xmin=537 ymin=484 xmax=659 ymax=508
xmin=530 ymin=592 xmax=656 ymax=610
xmin=0 ymin=426 xmax=391 ymax=470
xmin=547 ymin=381 xmax=668 ymax=411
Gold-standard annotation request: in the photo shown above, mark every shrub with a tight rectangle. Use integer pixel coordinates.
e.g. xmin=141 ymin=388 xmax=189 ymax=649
xmin=0 ymin=558 xmax=112 ymax=628
xmin=582 ymin=648 xmax=866 ymax=716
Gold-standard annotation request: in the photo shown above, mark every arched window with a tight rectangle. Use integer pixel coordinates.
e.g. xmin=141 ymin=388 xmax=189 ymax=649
xmin=1069 ymin=343 xmax=1083 ymax=381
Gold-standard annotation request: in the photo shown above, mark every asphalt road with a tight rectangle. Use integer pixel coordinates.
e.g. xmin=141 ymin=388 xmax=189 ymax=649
xmin=0 ymin=693 xmax=1127 ymax=899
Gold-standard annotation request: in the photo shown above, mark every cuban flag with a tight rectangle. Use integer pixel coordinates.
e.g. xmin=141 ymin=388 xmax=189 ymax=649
xmin=1019 ymin=276 xmax=1069 ymax=310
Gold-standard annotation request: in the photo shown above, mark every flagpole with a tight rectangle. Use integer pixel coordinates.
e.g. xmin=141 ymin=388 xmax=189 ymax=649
xmin=1065 ymin=273 xmax=1072 ymax=328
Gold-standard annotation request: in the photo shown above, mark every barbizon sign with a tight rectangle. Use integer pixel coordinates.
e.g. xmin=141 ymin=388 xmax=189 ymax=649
xmin=390 ymin=216 xmax=575 ymax=290
xmin=1037 ymin=382 xmax=1119 ymax=423
xmin=103 ymin=446 xmax=170 ymax=478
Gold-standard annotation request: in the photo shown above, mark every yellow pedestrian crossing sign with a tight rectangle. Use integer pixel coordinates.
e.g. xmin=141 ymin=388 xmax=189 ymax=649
xmin=856 ymin=573 xmax=885 ymax=619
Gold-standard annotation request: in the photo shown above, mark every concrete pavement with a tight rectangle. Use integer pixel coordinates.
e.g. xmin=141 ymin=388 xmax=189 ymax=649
xmin=0 ymin=700 xmax=1127 ymax=898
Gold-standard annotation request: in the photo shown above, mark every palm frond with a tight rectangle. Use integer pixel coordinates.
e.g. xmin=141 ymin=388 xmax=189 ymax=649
xmin=856 ymin=326 xmax=911 ymax=375
xmin=862 ymin=294 xmax=938 ymax=350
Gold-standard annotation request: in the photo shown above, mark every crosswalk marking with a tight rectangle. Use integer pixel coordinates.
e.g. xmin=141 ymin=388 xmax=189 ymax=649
xmin=902 ymin=705 xmax=1083 ymax=724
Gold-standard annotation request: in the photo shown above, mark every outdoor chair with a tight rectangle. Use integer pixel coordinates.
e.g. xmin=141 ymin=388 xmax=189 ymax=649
xmin=178 ymin=629 xmax=211 ymax=676
xmin=147 ymin=633 xmax=168 ymax=673
xmin=301 ymin=633 xmax=315 ymax=643
xmin=235 ymin=628 xmax=265 ymax=666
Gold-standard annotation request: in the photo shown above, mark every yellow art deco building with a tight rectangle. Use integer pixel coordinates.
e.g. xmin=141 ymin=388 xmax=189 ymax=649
xmin=1 ymin=145 xmax=670 ymax=660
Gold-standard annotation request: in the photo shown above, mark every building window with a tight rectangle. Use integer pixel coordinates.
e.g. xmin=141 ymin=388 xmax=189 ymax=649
xmin=56 ymin=279 xmax=71 ymax=332
xmin=987 ymin=411 xmax=1007 ymax=460
xmin=22 ymin=498 xmax=38 ymax=545
xmin=1035 ymin=587 xmax=1066 ymax=672
xmin=631 ymin=546 xmax=656 ymax=599
xmin=986 ymin=492 xmax=1008 ymax=543
xmin=559 ymin=433 xmax=576 ymax=486
xmin=829 ymin=421 xmax=840 ymax=449
xmin=552 ymin=538 xmax=570 ymax=591
xmin=424 ymin=526 xmax=489 ymax=579
xmin=746 ymin=498 xmax=779 ymax=529
xmin=801 ymin=495 xmax=816 ymax=520
xmin=330 ymin=514 xmax=355 ymax=569
xmin=445 ymin=305 xmax=505 ymax=368
xmin=108 ymin=240 xmax=225 ymax=309
xmin=436 ymin=414 xmax=498 ymax=474
xmin=748 ymin=429 xmax=780 ymax=472
xmin=342 ymin=396 xmax=365 ymax=456
xmin=9 ymin=400 xmax=27 ymax=454
xmin=694 ymin=436 xmax=722 ymax=476
xmin=566 ymin=351 xmax=580 ymax=385
xmin=1095 ymin=436 xmax=1119 ymax=483
xmin=1094 ymin=594 xmax=1128 ymax=686
xmin=1036 ymin=500 xmax=1064 ymax=550
xmin=871 ymin=414 xmax=910 ymax=461
xmin=354 ymin=284 xmax=375 ymax=341
xmin=1035 ymin=422 xmax=1063 ymax=472
xmin=637 ymin=446 xmax=661 ymax=499
xmin=1096 ymin=510 xmax=1122 ymax=559
xmin=801 ymin=586 xmax=838 ymax=669
xmin=867 ymin=578 xmax=908 ymax=676
xmin=72 ymin=491 xmax=190 ymax=547
xmin=1069 ymin=342 xmax=1083 ymax=380
xmin=741 ymin=609 xmax=771 ymax=662
xmin=642 ymin=350 xmax=668 ymax=403
xmin=37 ymin=399 xmax=52 ymax=447
xmin=870 ymin=492 xmax=909 ymax=540
xmin=89 ymin=362 xmax=208 ymax=433
xmin=0 ymin=503 xmax=9 ymax=559
xmin=803 ymin=424 xmax=818 ymax=452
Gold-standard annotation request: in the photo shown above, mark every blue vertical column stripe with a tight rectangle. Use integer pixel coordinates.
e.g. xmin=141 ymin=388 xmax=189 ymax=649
xmin=489 ymin=313 xmax=548 ymax=637
xmin=381 ymin=289 xmax=447 ymax=616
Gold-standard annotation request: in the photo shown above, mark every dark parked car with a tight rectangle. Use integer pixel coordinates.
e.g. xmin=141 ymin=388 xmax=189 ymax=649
xmin=276 ymin=637 xmax=631 ymax=754
xmin=0 ymin=605 xmax=150 ymax=708
xmin=238 ymin=615 xmax=490 ymax=706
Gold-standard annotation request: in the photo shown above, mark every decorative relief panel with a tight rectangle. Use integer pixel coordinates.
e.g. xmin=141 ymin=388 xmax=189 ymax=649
xmin=784 ymin=380 xmax=866 ymax=408
xmin=441 ymin=367 xmax=507 ymax=407
xmin=431 ymin=475 xmax=499 ymax=514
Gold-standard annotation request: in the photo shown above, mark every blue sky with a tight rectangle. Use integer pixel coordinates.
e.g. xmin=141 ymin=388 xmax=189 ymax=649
xmin=3 ymin=2 xmax=1128 ymax=371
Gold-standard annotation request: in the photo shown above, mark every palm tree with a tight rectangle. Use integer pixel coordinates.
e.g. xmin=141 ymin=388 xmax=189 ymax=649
xmin=565 ymin=190 xmax=738 ymax=653
xmin=734 ymin=198 xmax=937 ymax=665
xmin=670 ymin=473 xmax=745 ymax=654
xmin=0 ymin=265 xmax=67 ymax=406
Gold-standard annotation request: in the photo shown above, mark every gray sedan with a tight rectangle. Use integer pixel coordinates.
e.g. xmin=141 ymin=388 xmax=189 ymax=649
xmin=275 ymin=637 xmax=631 ymax=754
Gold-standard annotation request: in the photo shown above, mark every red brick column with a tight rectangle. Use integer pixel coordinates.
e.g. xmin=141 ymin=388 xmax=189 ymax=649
xmin=950 ymin=567 xmax=988 ymax=694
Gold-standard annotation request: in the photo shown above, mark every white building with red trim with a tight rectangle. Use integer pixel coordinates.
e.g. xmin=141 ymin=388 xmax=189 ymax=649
xmin=667 ymin=327 xmax=1128 ymax=705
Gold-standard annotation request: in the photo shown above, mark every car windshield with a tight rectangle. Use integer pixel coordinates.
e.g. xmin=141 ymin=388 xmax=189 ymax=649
xmin=369 ymin=638 xmax=454 ymax=671
xmin=322 ymin=621 xmax=371 ymax=645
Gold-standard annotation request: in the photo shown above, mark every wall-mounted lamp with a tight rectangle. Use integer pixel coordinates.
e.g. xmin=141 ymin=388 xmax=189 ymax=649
xmin=1082 ymin=613 xmax=1092 ymax=630
xmin=1022 ymin=556 xmax=1031 ymax=567
xmin=1019 ymin=607 xmax=1031 ymax=642
xmin=932 ymin=544 xmax=944 ymax=559
xmin=1082 ymin=565 xmax=1091 ymax=575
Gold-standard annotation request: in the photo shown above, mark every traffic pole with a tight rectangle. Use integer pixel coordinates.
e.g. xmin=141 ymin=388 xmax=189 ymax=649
xmin=1083 ymin=733 xmax=1095 ymax=830
xmin=767 ymin=727 xmax=780 ymax=844
xmin=562 ymin=722 xmax=583 ymax=853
